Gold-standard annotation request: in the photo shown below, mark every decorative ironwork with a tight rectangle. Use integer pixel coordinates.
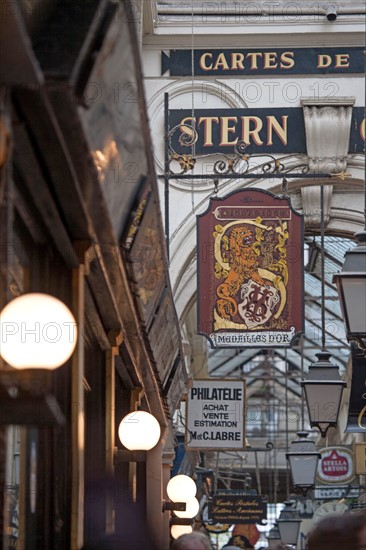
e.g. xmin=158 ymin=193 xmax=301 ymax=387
xmin=168 ymin=122 xmax=310 ymax=177
xmin=162 ymin=92 xmax=351 ymax=261
xmin=167 ymin=122 xmax=351 ymax=181
xmin=245 ymin=441 xmax=274 ymax=452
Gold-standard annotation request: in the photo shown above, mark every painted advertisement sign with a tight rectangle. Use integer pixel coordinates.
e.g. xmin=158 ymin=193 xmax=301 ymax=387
xmin=208 ymin=494 xmax=266 ymax=524
xmin=186 ymin=379 xmax=245 ymax=450
xmin=317 ymin=447 xmax=355 ymax=484
xmin=168 ymin=107 xmax=365 ymax=155
xmin=197 ymin=189 xmax=304 ymax=348
xmin=162 ymin=47 xmax=365 ymax=76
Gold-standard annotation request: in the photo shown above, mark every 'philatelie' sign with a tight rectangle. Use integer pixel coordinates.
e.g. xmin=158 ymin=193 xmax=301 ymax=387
xmin=197 ymin=189 xmax=304 ymax=348
xmin=162 ymin=47 xmax=365 ymax=76
xmin=186 ymin=379 xmax=245 ymax=450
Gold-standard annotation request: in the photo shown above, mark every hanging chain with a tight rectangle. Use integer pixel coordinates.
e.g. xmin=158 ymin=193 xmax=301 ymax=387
xmin=190 ymin=0 xmax=195 ymax=212
xmin=213 ymin=179 xmax=219 ymax=195
xmin=320 ymin=183 xmax=326 ymax=351
xmin=281 ymin=177 xmax=288 ymax=197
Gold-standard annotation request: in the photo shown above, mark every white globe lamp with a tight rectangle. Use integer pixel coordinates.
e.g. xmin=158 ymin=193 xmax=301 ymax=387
xmin=118 ymin=411 xmax=161 ymax=451
xmin=0 ymin=293 xmax=77 ymax=369
xmin=170 ymin=524 xmax=193 ymax=539
xmin=166 ymin=475 xmax=197 ymax=503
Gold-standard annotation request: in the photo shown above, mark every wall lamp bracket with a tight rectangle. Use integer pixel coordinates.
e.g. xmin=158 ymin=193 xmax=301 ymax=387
xmin=162 ymin=500 xmax=187 ymax=513
xmin=170 ymin=518 xmax=193 ymax=526
xmin=0 ymin=368 xmax=65 ymax=426
xmin=113 ymin=448 xmax=147 ymax=464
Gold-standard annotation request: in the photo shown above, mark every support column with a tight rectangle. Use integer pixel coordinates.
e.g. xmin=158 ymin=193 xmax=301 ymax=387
xmin=71 ymin=266 xmax=85 ymax=550
xmin=146 ymin=441 xmax=164 ymax=549
xmin=162 ymin=451 xmax=175 ymax=549
xmin=105 ymin=347 xmax=117 ymax=534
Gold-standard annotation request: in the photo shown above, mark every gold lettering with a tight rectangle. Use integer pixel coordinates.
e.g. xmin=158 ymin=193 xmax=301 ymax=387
xmin=231 ymin=52 xmax=245 ymax=70
xmin=198 ymin=116 xmax=219 ymax=146
xmin=213 ymin=53 xmax=230 ymax=71
xmin=246 ymin=52 xmax=263 ymax=70
xmin=220 ymin=117 xmax=238 ymax=146
xmin=199 ymin=53 xmax=213 ymax=71
xmin=360 ymin=118 xmax=365 ymax=142
xmin=263 ymin=52 xmax=278 ymax=69
xmin=358 ymin=404 xmax=366 ymax=430
xmin=317 ymin=54 xmax=332 ymax=68
xmin=280 ymin=51 xmax=295 ymax=69
xmin=180 ymin=116 xmax=197 ymax=142
xmin=241 ymin=116 xmax=263 ymax=145
xmin=335 ymin=54 xmax=350 ymax=68
xmin=267 ymin=115 xmax=288 ymax=145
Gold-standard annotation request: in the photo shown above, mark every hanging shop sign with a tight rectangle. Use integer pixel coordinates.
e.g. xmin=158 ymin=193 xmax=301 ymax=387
xmin=197 ymin=189 xmax=304 ymax=348
xmin=317 ymin=447 xmax=355 ymax=485
xmin=169 ymin=107 xmax=365 ymax=155
xmin=186 ymin=379 xmax=245 ymax=450
xmin=346 ymin=343 xmax=366 ymax=433
xmin=162 ymin=47 xmax=365 ymax=76
xmin=208 ymin=494 xmax=266 ymax=525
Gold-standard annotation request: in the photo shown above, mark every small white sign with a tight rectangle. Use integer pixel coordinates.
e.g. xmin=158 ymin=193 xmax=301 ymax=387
xmin=315 ymin=486 xmax=359 ymax=500
xmin=186 ymin=379 xmax=246 ymax=450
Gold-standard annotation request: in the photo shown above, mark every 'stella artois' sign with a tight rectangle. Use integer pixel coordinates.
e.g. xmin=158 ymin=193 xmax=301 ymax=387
xmin=197 ymin=189 xmax=304 ymax=348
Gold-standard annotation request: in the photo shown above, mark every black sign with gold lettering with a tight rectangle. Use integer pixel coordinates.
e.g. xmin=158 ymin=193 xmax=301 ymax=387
xmin=346 ymin=343 xmax=366 ymax=433
xmin=162 ymin=48 xmax=364 ymax=76
xmin=169 ymin=107 xmax=365 ymax=155
xmin=208 ymin=494 xmax=266 ymax=524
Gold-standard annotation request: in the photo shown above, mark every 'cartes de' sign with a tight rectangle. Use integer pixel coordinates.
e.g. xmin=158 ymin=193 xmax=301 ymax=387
xmin=186 ymin=379 xmax=245 ymax=450
xmin=162 ymin=47 xmax=365 ymax=76
xmin=197 ymin=189 xmax=304 ymax=348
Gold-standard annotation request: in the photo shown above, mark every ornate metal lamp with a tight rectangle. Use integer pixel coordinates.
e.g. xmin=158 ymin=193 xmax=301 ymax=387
xmin=333 ymin=231 xmax=366 ymax=353
xmin=301 ymin=352 xmax=346 ymax=437
xmin=277 ymin=500 xmax=302 ymax=548
xmin=267 ymin=522 xmax=282 ymax=549
xmin=301 ymin=185 xmax=346 ymax=437
xmin=286 ymin=431 xmax=320 ymax=495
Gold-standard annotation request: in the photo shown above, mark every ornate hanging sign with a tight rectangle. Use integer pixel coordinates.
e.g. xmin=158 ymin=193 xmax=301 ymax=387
xmin=197 ymin=189 xmax=304 ymax=348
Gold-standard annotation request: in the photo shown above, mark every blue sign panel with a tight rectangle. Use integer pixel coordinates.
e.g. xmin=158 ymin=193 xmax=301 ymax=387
xmin=162 ymin=48 xmax=365 ymax=76
xmin=169 ymin=107 xmax=365 ymax=155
